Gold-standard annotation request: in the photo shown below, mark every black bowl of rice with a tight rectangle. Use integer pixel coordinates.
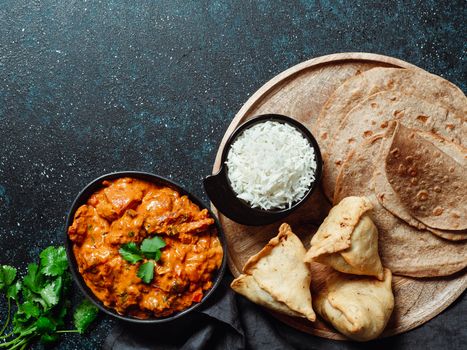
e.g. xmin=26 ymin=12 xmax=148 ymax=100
xmin=204 ymin=114 xmax=322 ymax=226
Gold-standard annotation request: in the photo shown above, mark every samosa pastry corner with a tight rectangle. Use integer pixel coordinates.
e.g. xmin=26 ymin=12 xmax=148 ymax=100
xmin=231 ymin=223 xmax=316 ymax=322
xmin=230 ymin=274 xmax=303 ymax=318
xmin=313 ymin=267 xmax=394 ymax=342
xmin=304 ymin=196 xmax=384 ymax=280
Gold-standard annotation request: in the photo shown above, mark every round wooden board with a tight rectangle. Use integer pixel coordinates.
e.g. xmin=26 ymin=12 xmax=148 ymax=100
xmin=210 ymin=52 xmax=467 ymax=340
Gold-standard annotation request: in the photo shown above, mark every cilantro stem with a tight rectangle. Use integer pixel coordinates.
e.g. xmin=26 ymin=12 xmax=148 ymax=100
xmin=0 ymin=336 xmax=20 ymax=348
xmin=0 ymin=298 xmax=10 ymax=336
xmin=8 ymin=335 xmax=33 ymax=350
xmin=8 ymin=340 xmax=26 ymax=350
xmin=0 ymin=332 xmax=13 ymax=340
xmin=0 ymin=326 xmax=35 ymax=348
xmin=55 ymin=329 xmax=80 ymax=334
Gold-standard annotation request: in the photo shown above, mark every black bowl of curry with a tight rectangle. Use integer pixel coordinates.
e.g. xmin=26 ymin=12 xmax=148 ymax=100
xmin=65 ymin=171 xmax=226 ymax=323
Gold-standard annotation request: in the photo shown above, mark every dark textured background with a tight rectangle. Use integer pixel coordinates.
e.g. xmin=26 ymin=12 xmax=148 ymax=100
xmin=0 ymin=0 xmax=465 ymax=349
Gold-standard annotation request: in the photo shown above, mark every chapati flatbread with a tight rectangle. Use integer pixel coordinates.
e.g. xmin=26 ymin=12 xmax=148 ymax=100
xmin=374 ymin=129 xmax=467 ymax=240
xmin=323 ymin=90 xmax=466 ymax=201
xmin=334 ymin=135 xmax=467 ymax=277
xmin=315 ymin=67 xmax=467 ymax=156
xmin=384 ymin=123 xmax=467 ymax=231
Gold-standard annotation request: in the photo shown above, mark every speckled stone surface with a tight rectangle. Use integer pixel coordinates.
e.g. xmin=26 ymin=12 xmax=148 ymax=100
xmin=0 ymin=0 xmax=465 ymax=349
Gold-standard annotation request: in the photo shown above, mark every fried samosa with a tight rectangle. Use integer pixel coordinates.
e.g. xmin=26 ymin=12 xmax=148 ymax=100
xmin=304 ymin=196 xmax=384 ymax=280
xmin=313 ymin=266 xmax=394 ymax=341
xmin=231 ymin=223 xmax=316 ymax=321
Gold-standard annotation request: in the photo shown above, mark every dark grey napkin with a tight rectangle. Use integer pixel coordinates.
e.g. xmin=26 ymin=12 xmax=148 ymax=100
xmin=103 ymin=274 xmax=466 ymax=350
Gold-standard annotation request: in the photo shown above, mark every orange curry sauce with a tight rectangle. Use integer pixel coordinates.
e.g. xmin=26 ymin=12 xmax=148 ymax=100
xmin=68 ymin=177 xmax=223 ymax=318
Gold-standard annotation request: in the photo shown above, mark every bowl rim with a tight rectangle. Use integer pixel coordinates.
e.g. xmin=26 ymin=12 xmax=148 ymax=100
xmin=64 ymin=171 xmax=228 ymax=324
xmin=220 ymin=113 xmax=323 ymax=215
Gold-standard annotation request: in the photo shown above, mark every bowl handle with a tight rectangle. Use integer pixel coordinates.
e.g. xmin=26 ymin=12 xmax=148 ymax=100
xmin=204 ymin=167 xmax=253 ymax=225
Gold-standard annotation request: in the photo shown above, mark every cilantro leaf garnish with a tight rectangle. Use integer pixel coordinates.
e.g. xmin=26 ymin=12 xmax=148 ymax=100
xmin=137 ymin=261 xmax=155 ymax=284
xmin=140 ymin=236 xmax=166 ymax=253
xmin=119 ymin=242 xmax=143 ymax=263
xmin=40 ymin=246 xmax=68 ymax=277
xmin=118 ymin=236 xmax=166 ymax=283
xmin=142 ymin=250 xmax=161 ymax=261
xmin=73 ymin=299 xmax=99 ymax=334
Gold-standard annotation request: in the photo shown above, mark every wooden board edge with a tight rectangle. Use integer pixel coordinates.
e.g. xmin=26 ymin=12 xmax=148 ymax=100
xmin=381 ymin=274 xmax=467 ymax=338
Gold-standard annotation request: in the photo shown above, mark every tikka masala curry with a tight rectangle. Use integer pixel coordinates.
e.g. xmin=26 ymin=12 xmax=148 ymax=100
xmin=68 ymin=177 xmax=223 ymax=318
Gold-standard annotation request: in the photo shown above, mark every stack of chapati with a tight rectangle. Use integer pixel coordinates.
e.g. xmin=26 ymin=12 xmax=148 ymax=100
xmin=314 ymin=67 xmax=467 ymax=277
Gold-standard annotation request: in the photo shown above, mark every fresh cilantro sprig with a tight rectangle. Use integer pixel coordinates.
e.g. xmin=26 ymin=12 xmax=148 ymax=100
xmin=119 ymin=236 xmax=166 ymax=284
xmin=0 ymin=246 xmax=99 ymax=349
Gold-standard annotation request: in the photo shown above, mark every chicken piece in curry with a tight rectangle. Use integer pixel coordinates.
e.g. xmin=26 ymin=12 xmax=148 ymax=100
xmin=68 ymin=177 xmax=223 ymax=318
